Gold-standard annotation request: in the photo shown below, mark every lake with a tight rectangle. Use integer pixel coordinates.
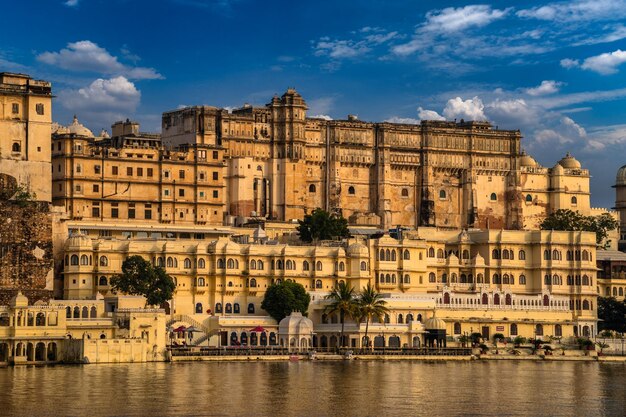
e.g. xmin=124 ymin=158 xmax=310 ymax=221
xmin=1 ymin=361 xmax=625 ymax=416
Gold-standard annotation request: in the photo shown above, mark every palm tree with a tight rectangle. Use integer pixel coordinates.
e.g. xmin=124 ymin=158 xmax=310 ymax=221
xmin=324 ymin=281 xmax=357 ymax=348
xmin=357 ymin=283 xmax=389 ymax=350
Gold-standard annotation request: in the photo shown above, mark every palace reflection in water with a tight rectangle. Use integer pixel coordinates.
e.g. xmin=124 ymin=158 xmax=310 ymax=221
xmin=1 ymin=361 xmax=625 ymax=416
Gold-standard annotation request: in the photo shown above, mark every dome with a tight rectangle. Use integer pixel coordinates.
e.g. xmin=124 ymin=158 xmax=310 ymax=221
xmin=616 ymin=165 xmax=626 ymax=186
xmin=424 ymin=313 xmax=446 ymax=330
xmin=10 ymin=291 xmax=29 ymax=307
xmin=519 ymin=152 xmax=538 ymax=167
xmin=347 ymin=241 xmax=369 ymax=256
xmin=65 ymin=230 xmax=92 ymax=248
xmin=552 ymin=163 xmax=564 ymax=175
xmin=252 ymin=225 xmax=267 ymax=241
xmin=278 ymin=312 xmax=313 ymax=335
xmin=67 ymin=115 xmax=94 ymax=137
xmin=558 ymin=152 xmax=581 ymax=169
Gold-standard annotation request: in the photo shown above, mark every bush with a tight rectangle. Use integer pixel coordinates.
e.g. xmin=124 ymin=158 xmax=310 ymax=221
xmin=492 ymin=333 xmax=505 ymax=343
xmin=513 ymin=336 xmax=527 ymax=346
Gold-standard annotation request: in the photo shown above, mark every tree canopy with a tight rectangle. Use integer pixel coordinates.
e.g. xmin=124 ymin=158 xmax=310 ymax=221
xmin=598 ymin=296 xmax=626 ymax=333
xmin=324 ymin=281 xmax=357 ymax=347
xmin=261 ymin=280 xmax=311 ymax=322
xmin=356 ymin=283 xmax=389 ymax=349
xmin=110 ymin=255 xmax=176 ymax=307
xmin=297 ymin=208 xmax=350 ymax=243
xmin=540 ymin=209 xmax=619 ymax=247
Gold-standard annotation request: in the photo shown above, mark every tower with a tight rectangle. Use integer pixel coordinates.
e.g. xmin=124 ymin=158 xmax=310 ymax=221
xmin=614 ymin=165 xmax=626 ymax=251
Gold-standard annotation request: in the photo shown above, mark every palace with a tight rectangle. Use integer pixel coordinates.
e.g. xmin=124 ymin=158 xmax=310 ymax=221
xmin=51 ymin=89 xmax=590 ymax=231
xmin=62 ymin=228 xmax=599 ymax=345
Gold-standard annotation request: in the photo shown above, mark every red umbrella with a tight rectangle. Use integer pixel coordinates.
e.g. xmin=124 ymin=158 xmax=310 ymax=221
xmin=173 ymin=325 xmax=187 ymax=333
xmin=249 ymin=326 xmax=266 ymax=332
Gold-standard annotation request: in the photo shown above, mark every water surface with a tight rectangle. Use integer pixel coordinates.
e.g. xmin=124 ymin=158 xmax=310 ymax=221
xmin=1 ymin=361 xmax=625 ymax=416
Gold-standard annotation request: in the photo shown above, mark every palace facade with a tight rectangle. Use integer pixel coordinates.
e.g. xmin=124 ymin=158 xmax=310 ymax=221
xmin=62 ymin=228 xmax=599 ymax=344
xmin=51 ymin=89 xmax=590 ymax=231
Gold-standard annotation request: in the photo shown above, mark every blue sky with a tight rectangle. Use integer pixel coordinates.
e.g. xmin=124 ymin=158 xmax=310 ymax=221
xmin=2 ymin=0 xmax=626 ymax=208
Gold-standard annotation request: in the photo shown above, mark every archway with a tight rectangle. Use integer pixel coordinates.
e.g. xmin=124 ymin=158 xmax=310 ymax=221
xmin=0 ymin=343 xmax=9 ymax=362
xmin=47 ymin=343 xmax=57 ymax=361
xmin=388 ymin=336 xmax=400 ymax=348
xmin=35 ymin=343 xmax=46 ymax=361
xmin=374 ymin=336 xmax=385 ymax=348
xmin=26 ymin=343 xmax=34 ymax=361
xmin=412 ymin=336 xmax=421 ymax=348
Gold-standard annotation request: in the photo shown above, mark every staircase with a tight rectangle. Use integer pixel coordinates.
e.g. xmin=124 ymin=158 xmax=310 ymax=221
xmin=167 ymin=314 xmax=213 ymax=346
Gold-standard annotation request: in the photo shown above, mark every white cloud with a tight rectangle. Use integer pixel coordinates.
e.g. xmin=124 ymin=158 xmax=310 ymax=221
xmin=517 ymin=0 xmax=626 ymax=22
xmin=560 ymin=58 xmax=580 ymax=69
xmin=417 ymin=107 xmax=445 ymax=121
xmin=443 ymin=97 xmax=486 ymax=121
xmin=310 ymin=114 xmax=333 ymax=120
xmin=59 ymin=76 xmax=140 ymax=113
xmin=524 ymin=80 xmax=563 ymax=96
xmin=64 ymin=0 xmax=80 ymax=6
xmin=307 ymin=97 xmax=335 ymax=116
xmin=580 ymin=49 xmax=626 ymax=74
xmin=423 ymin=5 xmax=510 ymax=33
xmin=384 ymin=116 xmax=421 ymax=124
xmin=313 ymin=28 xmax=400 ymax=61
xmin=572 ymin=24 xmax=626 ymax=45
xmin=37 ymin=40 xmax=162 ymax=80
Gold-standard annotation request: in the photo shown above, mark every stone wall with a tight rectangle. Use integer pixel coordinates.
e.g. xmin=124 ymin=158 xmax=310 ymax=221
xmin=0 ymin=173 xmax=53 ymax=304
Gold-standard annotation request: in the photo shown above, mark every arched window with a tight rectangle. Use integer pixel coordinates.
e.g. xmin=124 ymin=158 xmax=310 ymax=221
xmin=196 ymin=303 xmax=203 ymax=314
xmin=70 ymin=255 xmax=79 ymax=265
xmin=257 ymin=260 xmax=264 ymax=270
xmin=552 ymin=249 xmax=560 ymax=260
xmin=582 ymin=300 xmax=590 ymax=310
xmin=439 ymin=190 xmax=446 ymax=199
xmin=493 ymin=274 xmax=501 ymax=284
xmin=567 ymin=275 xmax=573 ymax=285
xmin=555 ymin=324 xmax=562 ymax=337
xmin=518 ymin=250 xmax=526 ymax=260
xmin=348 ymin=186 xmax=355 ymax=195
xmin=316 ymin=261 xmax=322 ymax=271
xmin=482 ymin=293 xmax=489 ymax=304
xmin=510 ymin=323 xmax=518 ymax=335
xmin=360 ymin=261 xmax=367 ymax=271
xmin=397 ymin=314 xmax=404 ymax=324
xmin=215 ymin=303 xmax=223 ymax=313
xmin=286 ymin=260 xmax=293 ymax=270
xmin=428 ymin=247 xmax=435 ymax=258
xmin=443 ymin=293 xmax=450 ymax=304
xmin=247 ymin=278 xmax=256 ymax=288
xmin=99 ymin=256 xmax=108 ymax=267
xmin=429 ymin=272 xmax=436 ymax=283
xmin=12 ymin=142 xmax=21 ymax=153
xmin=276 ymin=260 xmax=283 ymax=270
xmin=401 ymin=188 xmax=409 ymax=197
xmin=302 ymin=261 xmax=310 ymax=271
xmin=403 ymin=250 xmax=410 ymax=260
xmin=544 ymin=275 xmax=551 ymax=285
xmin=477 ymin=274 xmax=484 ymax=283
xmin=248 ymin=303 xmax=255 ymax=314
xmin=309 ymin=184 xmax=316 ymax=193
xmin=234 ymin=303 xmax=240 ymax=314
xmin=80 ymin=255 xmax=89 ymax=266
xmin=404 ymin=274 xmax=410 ymax=284
xmin=437 ymin=249 xmax=444 ymax=259
xmin=492 ymin=249 xmax=500 ymax=259
xmin=315 ymin=279 xmax=322 ymax=288
xmin=543 ymin=295 xmax=550 ymax=306
xmin=490 ymin=193 xmax=497 ymax=201
xmin=407 ymin=313 xmax=414 ymax=322
xmin=503 ymin=274 xmax=510 ymax=284
xmin=454 ymin=322 xmax=461 ymax=335
xmin=198 ymin=259 xmax=206 ymax=269
xmin=519 ymin=275 xmax=526 ymax=285
xmin=505 ymin=294 xmax=512 ymax=305
xmin=184 ymin=258 xmax=192 ymax=269
xmin=582 ymin=250 xmax=589 ymax=261
xmin=99 ymin=276 xmax=107 ymax=286
xmin=494 ymin=294 xmax=500 ymax=305
xmin=338 ymin=262 xmax=345 ymax=272
xmin=544 ymin=250 xmax=550 ymax=260
xmin=535 ymin=324 xmax=543 ymax=336
xmin=197 ymin=277 xmax=206 ymax=286
xmin=525 ymin=194 xmax=533 ymax=202
xmin=571 ymin=196 xmax=577 ymax=205
xmin=225 ymin=303 xmax=232 ymax=313
xmin=391 ymin=250 xmax=396 ymax=261
xmin=502 ymin=250 xmax=510 ymax=260
xmin=462 ymin=250 xmax=469 ymax=260
xmin=227 ymin=258 xmax=236 ymax=269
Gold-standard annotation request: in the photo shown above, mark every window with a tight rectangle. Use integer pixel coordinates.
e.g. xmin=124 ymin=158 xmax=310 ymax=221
xmin=348 ymin=186 xmax=355 ymax=195
xmin=92 ymin=202 xmax=100 ymax=218
xmin=93 ymin=184 xmax=99 ymax=193
xmin=439 ymin=190 xmax=446 ymax=199
xmin=198 ymin=259 xmax=206 ymax=269
xmin=179 ymin=170 xmax=185 ymax=179
xmin=510 ymin=323 xmax=518 ymax=336
xmin=309 ymin=184 xmax=316 ymax=193
xmin=215 ymin=303 xmax=223 ymax=313
xmin=571 ymin=196 xmax=577 ymax=205
xmin=111 ymin=203 xmax=119 ymax=218
xmin=12 ymin=103 xmax=19 ymax=114
xmin=316 ymin=261 xmax=322 ymax=271
xmin=490 ymin=193 xmax=497 ymax=201
xmin=164 ymin=171 xmax=170 ymax=179
xmin=518 ymin=250 xmax=526 ymax=260
xmin=519 ymin=275 xmax=526 ymax=285
xmin=213 ymin=190 xmax=218 ymax=198
xmin=234 ymin=303 xmax=240 ymax=314
xmin=99 ymin=256 xmax=108 ymax=267
xmin=94 ymin=165 xmax=101 ymax=174
xmin=248 ymin=303 xmax=255 ymax=314
xmin=36 ymin=103 xmax=44 ymax=115
xmin=75 ymin=164 xmax=82 ymax=173
xmin=127 ymin=167 xmax=133 ymax=176
xmin=147 ymin=168 xmax=153 ymax=177
xmin=80 ymin=255 xmax=89 ymax=266
xmin=164 ymin=189 xmax=170 ymax=197
xmin=403 ymin=250 xmax=410 ymax=260
xmin=70 ymin=255 xmax=79 ymax=265
xmin=137 ymin=167 xmax=143 ymax=177
xmin=401 ymin=188 xmax=409 ymax=197
xmin=184 ymin=258 xmax=192 ymax=269
xmin=525 ymin=194 xmax=533 ymax=202
xmin=213 ymin=151 xmax=219 ymax=159
xmin=128 ymin=203 xmax=135 ymax=219
xmin=112 ymin=166 xmax=118 ymax=175
xmin=249 ymin=278 xmax=257 ymax=288
xmin=360 ymin=261 xmax=367 ymax=271
xmin=212 ymin=172 xmax=218 ymax=180
xmin=179 ymin=189 xmax=185 ymax=197
xmin=144 ymin=204 xmax=152 ymax=220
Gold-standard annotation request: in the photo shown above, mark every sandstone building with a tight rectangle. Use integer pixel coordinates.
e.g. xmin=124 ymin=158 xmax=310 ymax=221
xmin=62 ymin=228 xmax=599 ymax=342
xmin=52 ymin=89 xmax=590 ymax=231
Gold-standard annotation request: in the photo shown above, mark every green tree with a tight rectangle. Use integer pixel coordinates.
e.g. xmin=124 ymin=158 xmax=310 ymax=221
xmin=297 ymin=208 xmax=350 ymax=243
xmin=110 ymin=255 xmax=176 ymax=307
xmin=324 ymin=281 xmax=357 ymax=347
xmin=356 ymin=283 xmax=389 ymax=349
xmin=540 ymin=209 xmax=619 ymax=247
xmin=261 ymin=280 xmax=310 ymax=323
xmin=597 ymin=296 xmax=626 ymax=333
